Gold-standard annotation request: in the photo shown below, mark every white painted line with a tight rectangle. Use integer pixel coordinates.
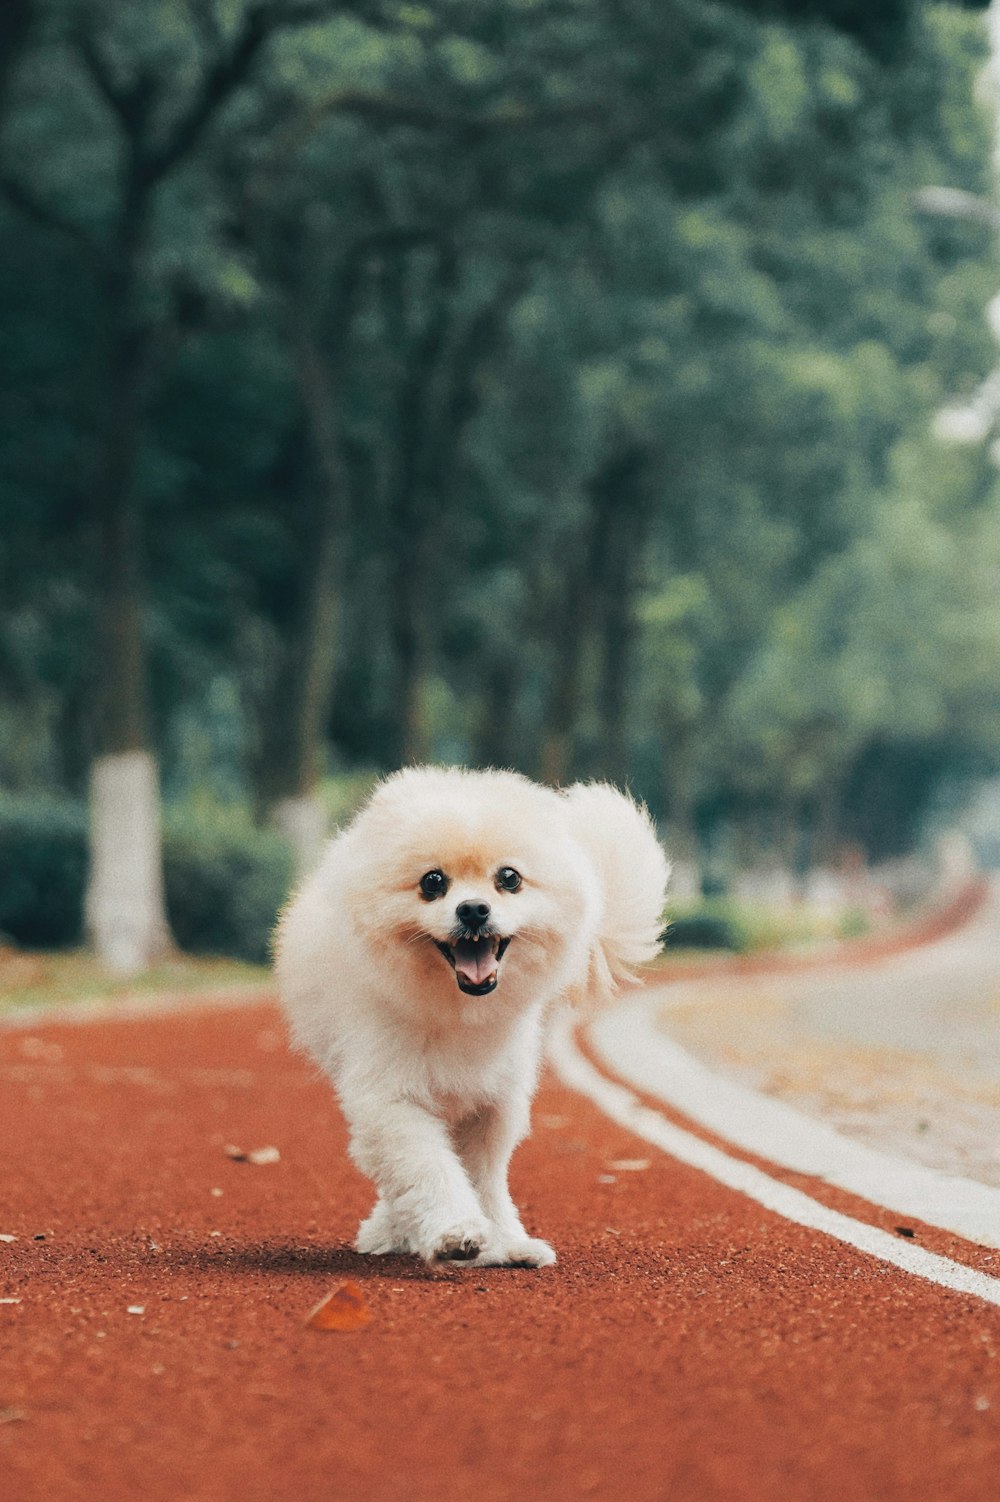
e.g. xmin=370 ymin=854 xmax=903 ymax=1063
xmin=591 ymin=992 xmax=1000 ymax=1250
xmin=548 ymin=1008 xmax=1000 ymax=1310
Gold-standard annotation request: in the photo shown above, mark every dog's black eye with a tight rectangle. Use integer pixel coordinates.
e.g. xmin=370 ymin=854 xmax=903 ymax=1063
xmin=496 ymin=867 xmax=522 ymax=893
xmin=419 ymin=869 xmax=448 ymax=900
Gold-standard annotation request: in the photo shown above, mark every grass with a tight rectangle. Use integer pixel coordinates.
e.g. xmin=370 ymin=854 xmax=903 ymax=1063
xmin=654 ymin=896 xmax=873 ymax=968
xmin=0 ymin=947 xmax=270 ymax=1017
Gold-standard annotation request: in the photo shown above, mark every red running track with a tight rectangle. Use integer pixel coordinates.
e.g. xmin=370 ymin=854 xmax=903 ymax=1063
xmin=2 ymin=997 xmax=999 ymax=1502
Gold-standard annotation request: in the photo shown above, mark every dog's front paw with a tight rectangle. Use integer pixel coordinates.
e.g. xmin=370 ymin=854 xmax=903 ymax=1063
xmin=420 ymin=1216 xmax=493 ymax=1265
xmin=475 ymin=1235 xmax=557 ymax=1269
xmin=355 ymin=1203 xmax=411 ymax=1256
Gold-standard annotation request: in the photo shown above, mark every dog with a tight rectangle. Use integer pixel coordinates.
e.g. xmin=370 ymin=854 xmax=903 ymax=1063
xmin=274 ymin=765 xmax=669 ymax=1268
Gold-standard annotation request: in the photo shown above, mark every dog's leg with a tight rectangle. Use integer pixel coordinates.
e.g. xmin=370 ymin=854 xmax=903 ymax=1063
xmin=353 ymin=1197 xmax=411 ymax=1255
xmin=454 ymin=1101 xmax=556 ymax=1268
xmin=347 ymin=1099 xmax=491 ymax=1264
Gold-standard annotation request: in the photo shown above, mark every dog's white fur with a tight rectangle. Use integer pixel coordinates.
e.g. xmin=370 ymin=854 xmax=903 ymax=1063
xmin=275 ymin=765 xmax=669 ymax=1268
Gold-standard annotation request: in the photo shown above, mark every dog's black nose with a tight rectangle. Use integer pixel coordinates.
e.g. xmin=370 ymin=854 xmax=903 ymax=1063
xmin=456 ymin=900 xmax=491 ymax=930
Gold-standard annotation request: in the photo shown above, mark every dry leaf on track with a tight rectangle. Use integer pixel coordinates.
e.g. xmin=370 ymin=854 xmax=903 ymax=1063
xmin=225 ymin=1144 xmax=281 ymax=1165
xmin=305 ymin=1281 xmax=372 ymax=1332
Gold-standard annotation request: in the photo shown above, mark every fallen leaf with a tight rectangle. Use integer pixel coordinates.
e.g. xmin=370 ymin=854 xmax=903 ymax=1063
xmin=225 ymin=1144 xmax=280 ymax=1165
xmin=305 ymin=1281 xmax=372 ymax=1332
xmin=248 ymin=1146 xmax=280 ymax=1165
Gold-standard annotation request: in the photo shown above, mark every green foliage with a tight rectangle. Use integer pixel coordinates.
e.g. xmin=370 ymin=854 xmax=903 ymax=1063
xmin=0 ymin=795 xmax=293 ymax=961
xmin=0 ymin=797 xmax=88 ymax=947
xmin=664 ymin=904 xmax=745 ymax=952
xmin=162 ymin=815 xmax=294 ymax=964
xmin=318 ymin=770 xmax=380 ymax=827
xmin=1 ymin=0 xmax=999 ymax=876
xmin=663 ymin=896 xmax=869 ymax=953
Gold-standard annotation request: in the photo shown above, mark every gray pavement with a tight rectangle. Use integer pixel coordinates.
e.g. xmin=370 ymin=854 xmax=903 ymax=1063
xmin=658 ymin=882 xmax=1000 ymax=1188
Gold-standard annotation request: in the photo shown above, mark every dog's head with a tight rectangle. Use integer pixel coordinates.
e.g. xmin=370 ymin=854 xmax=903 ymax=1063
xmin=340 ymin=767 xmax=600 ymax=1006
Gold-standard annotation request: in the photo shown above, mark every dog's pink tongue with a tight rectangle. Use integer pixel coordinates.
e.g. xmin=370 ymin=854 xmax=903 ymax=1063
xmin=453 ymin=938 xmax=496 ymax=985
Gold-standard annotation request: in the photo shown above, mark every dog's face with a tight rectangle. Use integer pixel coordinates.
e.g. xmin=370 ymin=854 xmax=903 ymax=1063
xmin=340 ymin=769 xmax=599 ymax=1008
xmin=413 ymin=854 xmax=524 ymax=997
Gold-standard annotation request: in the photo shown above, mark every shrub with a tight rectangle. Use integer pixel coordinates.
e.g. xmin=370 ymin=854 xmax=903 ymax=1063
xmin=663 ymin=903 xmax=743 ymax=951
xmin=0 ymin=795 xmax=294 ymax=963
xmin=162 ymin=818 xmax=294 ymax=964
xmin=0 ymin=796 xmax=88 ymax=947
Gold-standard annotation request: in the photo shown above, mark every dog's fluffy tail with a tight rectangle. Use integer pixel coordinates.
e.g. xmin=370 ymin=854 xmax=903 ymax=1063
xmin=561 ymin=782 xmax=670 ymax=1000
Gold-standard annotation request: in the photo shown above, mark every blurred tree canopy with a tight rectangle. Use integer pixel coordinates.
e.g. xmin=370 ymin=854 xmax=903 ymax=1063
xmin=1 ymin=0 xmax=999 ymax=871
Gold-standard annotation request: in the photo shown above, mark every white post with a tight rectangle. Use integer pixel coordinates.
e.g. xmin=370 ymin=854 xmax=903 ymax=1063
xmin=272 ymin=793 xmax=329 ymax=882
xmin=85 ymin=750 xmax=173 ymax=974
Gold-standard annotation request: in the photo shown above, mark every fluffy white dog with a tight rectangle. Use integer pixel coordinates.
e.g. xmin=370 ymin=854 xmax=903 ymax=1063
xmin=275 ymin=766 xmax=668 ymax=1269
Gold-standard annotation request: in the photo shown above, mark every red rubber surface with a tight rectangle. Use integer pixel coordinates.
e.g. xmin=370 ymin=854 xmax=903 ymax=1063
xmin=2 ymin=1000 xmax=999 ymax=1502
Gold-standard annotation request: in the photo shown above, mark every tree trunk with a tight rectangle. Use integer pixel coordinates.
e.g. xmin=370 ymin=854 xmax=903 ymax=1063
xmin=73 ymin=10 xmax=299 ymax=965
xmin=382 ymin=252 xmax=527 ymax=768
xmin=92 ymin=317 xmax=149 ymax=756
xmin=663 ymin=765 xmax=697 ymax=855
xmin=0 ymin=0 xmax=34 ymax=130
xmin=262 ymin=510 xmax=339 ymax=870
xmin=473 ymin=657 xmax=521 ymax=769
xmin=261 ymin=320 xmax=354 ymax=872
xmin=271 ymin=793 xmax=330 ymax=882
xmin=387 ymin=514 xmax=436 ymax=766
xmin=253 ymin=237 xmax=366 ymax=869
xmin=539 ymin=548 xmax=591 ymax=786
xmin=86 ymin=749 xmax=171 ymax=973
xmin=593 ymin=450 xmax=647 ymax=783
xmin=383 ymin=247 xmax=456 ymax=766
xmin=595 ymin=527 xmax=633 ymax=781
xmin=85 ymin=193 xmax=173 ymax=972
xmin=541 ymin=451 xmax=647 ymax=787
xmin=253 ymin=452 xmax=343 ymax=873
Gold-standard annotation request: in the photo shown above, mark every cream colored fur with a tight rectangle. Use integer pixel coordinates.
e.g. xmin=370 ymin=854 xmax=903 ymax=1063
xmin=274 ymin=765 xmax=669 ymax=1268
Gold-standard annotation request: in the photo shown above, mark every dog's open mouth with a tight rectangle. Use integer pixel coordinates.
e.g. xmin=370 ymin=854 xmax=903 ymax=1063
xmin=435 ymin=934 xmax=512 ymax=995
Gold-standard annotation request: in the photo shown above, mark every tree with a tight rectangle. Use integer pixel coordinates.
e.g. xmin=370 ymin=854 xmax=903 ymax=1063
xmin=1 ymin=0 xmax=998 ymax=928
xmin=1 ymin=0 xmax=344 ymax=965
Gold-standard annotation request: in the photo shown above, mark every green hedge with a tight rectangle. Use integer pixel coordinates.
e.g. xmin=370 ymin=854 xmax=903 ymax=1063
xmin=663 ymin=908 xmax=743 ymax=951
xmin=663 ymin=895 xmax=872 ymax=954
xmin=162 ymin=820 xmax=293 ymax=965
xmin=0 ymin=797 xmax=293 ymax=963
xmin=0 ymin=797 xmax=89 ymax=948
